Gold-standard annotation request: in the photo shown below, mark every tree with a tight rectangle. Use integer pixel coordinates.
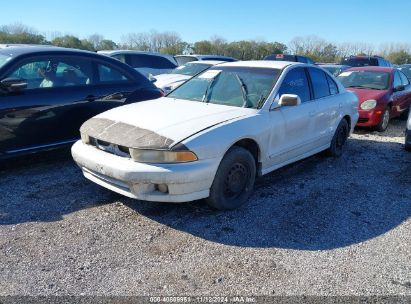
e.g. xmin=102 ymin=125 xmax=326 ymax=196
xmin=51 ymin=35 xmax=81 ymax=48
xmin=387 ymin=50 xmax=411 ymax=65
xmin=0 ymin=22 xmax=47 ymax=44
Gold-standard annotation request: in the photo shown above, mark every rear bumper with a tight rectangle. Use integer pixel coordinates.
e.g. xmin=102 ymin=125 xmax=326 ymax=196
xmin=71 ymin=141 xmax=219 ymax=203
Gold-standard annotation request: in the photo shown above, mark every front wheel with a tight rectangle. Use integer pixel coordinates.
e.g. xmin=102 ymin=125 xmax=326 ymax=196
xmin=376 ymin=107 xmax=390 ymax=132
xmin=206 ymin=146 xmax=256 ymax=210
xmin=325 ymin=119 xmax=349 ymax=157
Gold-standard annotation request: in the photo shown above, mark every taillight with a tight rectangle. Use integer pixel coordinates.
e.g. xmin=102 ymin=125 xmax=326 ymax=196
xmin=159 ymin=89 xmax=165 ymax=97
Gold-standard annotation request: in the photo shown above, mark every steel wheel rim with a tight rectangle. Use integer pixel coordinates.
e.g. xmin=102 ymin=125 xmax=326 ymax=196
xmin=224 ymin=162 xmax=249 ymax=199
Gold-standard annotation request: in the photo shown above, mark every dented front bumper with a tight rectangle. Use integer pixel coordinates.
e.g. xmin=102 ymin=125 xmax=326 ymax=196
xmin=71 ymin=141 xmax=219 ymax=203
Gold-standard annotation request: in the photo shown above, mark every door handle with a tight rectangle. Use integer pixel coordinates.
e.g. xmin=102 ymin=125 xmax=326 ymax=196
xmin=309 ymin=111 xmax=316 ymax=117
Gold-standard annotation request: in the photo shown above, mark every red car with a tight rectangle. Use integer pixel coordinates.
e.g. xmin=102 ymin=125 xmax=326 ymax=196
xmin=337 ymin=66 xmax=411 ymax=131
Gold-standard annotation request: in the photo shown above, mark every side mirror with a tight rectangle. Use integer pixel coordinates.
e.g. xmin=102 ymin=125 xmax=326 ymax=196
xmin=0 ymin=77 xmax=27 ymax=92
xmin=394 ymin=84 xmax=405 ymax=92
xmin=279 ymin=94 xmax=301 ymax=107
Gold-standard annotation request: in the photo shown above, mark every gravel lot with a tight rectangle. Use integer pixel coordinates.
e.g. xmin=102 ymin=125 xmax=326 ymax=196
xmin=0 ymin=119 xmax=410 ymax=297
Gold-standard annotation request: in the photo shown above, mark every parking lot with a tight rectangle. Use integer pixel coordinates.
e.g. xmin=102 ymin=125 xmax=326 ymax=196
xmin=0 ymin=119 xmax=410 ymax=296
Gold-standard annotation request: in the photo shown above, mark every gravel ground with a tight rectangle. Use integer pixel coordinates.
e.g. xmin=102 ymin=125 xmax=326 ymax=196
xmin=0 ymin=119 xmax=410 ymax=297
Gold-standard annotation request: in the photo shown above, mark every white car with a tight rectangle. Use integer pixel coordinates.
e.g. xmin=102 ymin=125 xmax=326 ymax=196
xmin=154 ymin=60 xmax=224 ymax=94
xmin=72 ymin=61 xmax=359 ymax=210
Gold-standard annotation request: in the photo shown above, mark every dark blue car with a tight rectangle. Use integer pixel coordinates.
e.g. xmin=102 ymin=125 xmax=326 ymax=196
xmin=0 ymin=46 xmax=163 ymax=158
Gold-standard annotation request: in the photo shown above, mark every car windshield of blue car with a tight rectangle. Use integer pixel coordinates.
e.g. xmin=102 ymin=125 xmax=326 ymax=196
xmin=0 ymin=54 xmax=12 ymax=69
xmin=170 ymin=63 xmax=212 ymax=76
xmin=168 ymin=66 xmax=279 ymax=108
xmin=337 ymin=70 xmax=390 ymax=90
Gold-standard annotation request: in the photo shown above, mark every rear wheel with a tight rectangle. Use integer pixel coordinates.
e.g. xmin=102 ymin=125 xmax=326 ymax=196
xmin=376 ymin=107 xmax=390 ymax=132
xmin=206 ymin=146 xmax=256 ymax=210
xmin=325 ymin=119 xmax=349 ymax=157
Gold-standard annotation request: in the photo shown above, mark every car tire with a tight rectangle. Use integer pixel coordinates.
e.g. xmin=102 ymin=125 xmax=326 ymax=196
xmin=325 ymin=118 xmax=349 ymax=157
xmin=376 ymin=107 xmax=390 ymax=132
xmin=206 ymin=146 xmax=256 ymax=210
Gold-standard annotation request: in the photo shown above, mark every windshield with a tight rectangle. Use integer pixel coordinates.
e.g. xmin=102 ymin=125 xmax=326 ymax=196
xmin=175 ymin=56 xmax=197 ymax=65
xmin=0 ymin=54 xmax=12 ymax=69
xmin=337 ymin=70 xmax=390 ymax=90
xmin=399 ymin=66 xmax=411 ymax=79
xmin=170 ymin=63 xmax=212 ymax=76
xmin=168 ymin=66 xmax=279 ymax=108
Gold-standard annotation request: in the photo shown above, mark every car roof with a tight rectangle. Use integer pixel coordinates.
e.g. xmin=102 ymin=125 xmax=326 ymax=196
xmin=98 ymin=50 xmax=176 ymax=61
xmin=0 ymin=46 xmax=95 ymax=57
xmin=346 ymin=66 xmax=394 ymax=73
xmin=216 ymin=60 xmax=300 ymax=69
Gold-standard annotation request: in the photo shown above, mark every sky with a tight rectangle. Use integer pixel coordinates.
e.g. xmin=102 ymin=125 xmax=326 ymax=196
xmin=2 ymin=0 xmax=411 ymax=46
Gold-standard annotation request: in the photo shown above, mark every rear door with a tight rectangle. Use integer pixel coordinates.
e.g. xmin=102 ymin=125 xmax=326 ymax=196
xmin=307 ymin=67 xmax=341 ymax=145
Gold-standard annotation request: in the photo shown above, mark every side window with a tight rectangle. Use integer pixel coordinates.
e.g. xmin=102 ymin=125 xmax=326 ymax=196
xmin=399 ymin=71 xmax=410 ymax=86
xmin=278 ymin=68 xmax=310 ymax=103
xmin=308 ymin=68 xmax=330 ymax=99
xmin=326 ymin=74 xmax=339 ymax=95
xmin=97 ymin=63 xmax=130 ymax=83
xmin=393 ymin=71 xmax=402 ymax=88
xmin=8 ymin=56 xmax=93 ymax=89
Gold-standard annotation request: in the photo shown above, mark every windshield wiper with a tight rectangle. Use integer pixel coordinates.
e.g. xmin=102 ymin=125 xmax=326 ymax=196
xmin=347 ymin=85 xmax=373 ymax=89
xmin=202 ymin=76 xmax=219 ymax=102
xmin=235 ymin=75 xmax=251 ymax=107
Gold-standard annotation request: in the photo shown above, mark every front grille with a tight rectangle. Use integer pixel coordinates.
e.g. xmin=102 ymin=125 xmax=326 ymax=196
xmin=89 ymin=137 xmax=131 ymax=158
xmin=358 ymin=118 xmax=369 ymax=123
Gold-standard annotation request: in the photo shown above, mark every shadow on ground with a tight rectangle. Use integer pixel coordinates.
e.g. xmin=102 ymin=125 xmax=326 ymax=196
xmin=1 ymin=133 xmax=410 ymax=251
xmin=0 ymin=148 xmax=117 ymax=224
xmin=124 ymin=137 xmax=411 ymax=250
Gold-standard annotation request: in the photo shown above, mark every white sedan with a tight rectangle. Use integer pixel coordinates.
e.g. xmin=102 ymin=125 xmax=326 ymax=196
xmin=72 ymin=61 xmax=359 ymax=210
xmin=154 ymin=60 xmax=224 ymax=94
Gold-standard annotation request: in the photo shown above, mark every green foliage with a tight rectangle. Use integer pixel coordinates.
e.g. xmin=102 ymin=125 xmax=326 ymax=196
xmin=0 ymin=31 xmax=46 ymax=44
xmin=387 ymin=50 xmax=411 ymax=65
xmin=51 ymin=35 xmax=95 ymax=51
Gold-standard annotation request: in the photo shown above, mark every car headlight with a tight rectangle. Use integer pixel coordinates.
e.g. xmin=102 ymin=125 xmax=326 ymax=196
xmin=129 ymin=148 xmax=198 ymax=163
xmin=360 ymin=99 xmax=377 ymax=110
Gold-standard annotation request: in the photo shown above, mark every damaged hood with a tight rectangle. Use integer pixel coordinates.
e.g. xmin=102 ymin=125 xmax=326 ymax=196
xmin=80 ymin=97 xmax=256 ymax=149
